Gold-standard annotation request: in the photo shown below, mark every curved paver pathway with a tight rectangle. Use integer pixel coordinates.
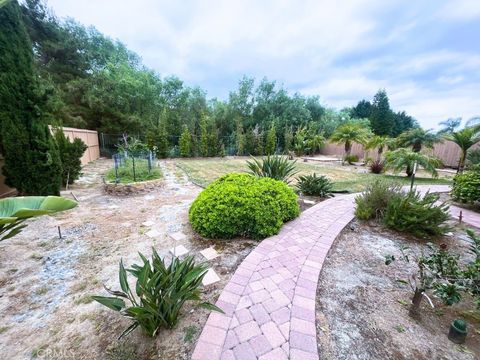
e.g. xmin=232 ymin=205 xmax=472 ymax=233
xmin=192 ymin=185 xmax=479 ymax=360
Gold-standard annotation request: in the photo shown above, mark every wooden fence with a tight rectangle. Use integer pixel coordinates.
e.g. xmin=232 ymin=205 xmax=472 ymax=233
xmin=320 ymin=140 xmax=478 ymax=168
xmin=0 ymin=126 xmax=100 ymax=198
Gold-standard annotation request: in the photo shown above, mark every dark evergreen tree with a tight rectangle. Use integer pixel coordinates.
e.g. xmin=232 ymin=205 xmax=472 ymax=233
xmin=350 ymin=100 xmax=372 ymax=119
xmin=392 ymin=111 xmax=418 ymax=137
xmin=54 ymin=128 xmax=87 ymax=186
xmin=370 ymin=89 xmax=394 ymax=136
xmin=0 ymin=0 xmax=62 ymax=195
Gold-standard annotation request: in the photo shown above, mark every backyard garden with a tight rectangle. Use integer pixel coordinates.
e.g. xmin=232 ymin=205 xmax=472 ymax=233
xmin=1 ymin=1 xmax=480 ymax=359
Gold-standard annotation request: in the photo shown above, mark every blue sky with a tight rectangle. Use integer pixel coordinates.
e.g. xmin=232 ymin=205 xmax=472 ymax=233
xmin=48 ymin=0 xmax=480 ymax=129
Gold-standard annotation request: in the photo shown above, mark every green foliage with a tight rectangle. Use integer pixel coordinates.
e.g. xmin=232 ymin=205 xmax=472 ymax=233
xmin=295 ymin=173 xmax=333 ymax=197
xmin=344 ymin=154 xmax=359 ymax=164
xmin=0 ymin=196 xmax=77 ymax=240
xmin=146 ymin=114 xmax=169 ymax=159
xmin=385 ymin=148 xmax=442 ymax=177
xmin=443 ymin=127 xmax=480 ymax=172
xmin=0 ymin=0 xmax=62 ymax=195
xmin=467 ymin=148 xmax=480 ymax=168
xmin=92 ymin=250 xmax=222 ymax=338
xmin=179 ymin=125 xmax=192 ymax=157
xmin=451 ymin=169 xmax=480 ymax=204
xmin=397 ymin=128 xmax=440 ymax=152
xmin=265 ymin=124 xmax=276 ymax=155
xmin=189 ymin=173 xmax=299 ymax=239
xmin=235 ymin=122 xmax=245 ymax=155
xmin=383 ymin=191 xmax=450 ymax=237
xmin=54 ymin=129 xmax=87 ymax=186
xmin=199 ymin=117 xmax=209 ymax=157
xmin=354 ymin=180 xmax=403 ymax=220
xmin=106 ymin=158 xmax=161 ymax=184
xmin=370 ymin=89 xmax=394 ymax=136
xmin=330 ymin=122 xmax=372 ymax=163
xmin=247 ymin=155 xmax=298 ymax=183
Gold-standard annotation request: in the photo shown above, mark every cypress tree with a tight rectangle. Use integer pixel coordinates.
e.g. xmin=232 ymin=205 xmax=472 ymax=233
xmin=370 ymin=89 xmax=394 ymax=136
xmin=199 ymin=116 xmax=209 ymax=157
xmin=0 ymin=0 xmax=62 ymax=195
xmin=179 ymin=125 xmax=191 ymax=157
xmin=265 ymin=123 xmax=276 ymax=155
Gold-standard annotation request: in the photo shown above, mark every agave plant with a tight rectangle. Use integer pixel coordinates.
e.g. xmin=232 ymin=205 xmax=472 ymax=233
xmin=92 ymin=250 xmax=223 ymax=339
xmin=0 ymin=196 xmax=77 ymax=241
xmin=296 ymin=173 xmax=333 ymax=197
xmin=246 ymin=155 xmax=298 ymax=183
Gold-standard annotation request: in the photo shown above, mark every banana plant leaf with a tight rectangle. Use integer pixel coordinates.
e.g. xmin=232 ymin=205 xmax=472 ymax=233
xmin=0 ymin=196 xmax=77 ymax=241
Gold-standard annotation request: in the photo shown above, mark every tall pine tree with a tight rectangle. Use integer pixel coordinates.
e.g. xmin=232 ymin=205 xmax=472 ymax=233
xmin=0 ymin=0 xmax=62 ymax=195
xmin=370 ymin=89 xmax=394 ymax=136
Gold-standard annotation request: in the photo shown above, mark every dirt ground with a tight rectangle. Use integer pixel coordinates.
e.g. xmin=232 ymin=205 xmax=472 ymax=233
xmin=316 ymin=221 xmax=480 ymax=360
xmin=0 ymin=159 xmax=259 ymax=360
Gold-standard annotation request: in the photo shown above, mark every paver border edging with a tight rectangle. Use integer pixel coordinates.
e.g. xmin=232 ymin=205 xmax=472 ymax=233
xmin=192 ymin=184 xmax=479 ymax=360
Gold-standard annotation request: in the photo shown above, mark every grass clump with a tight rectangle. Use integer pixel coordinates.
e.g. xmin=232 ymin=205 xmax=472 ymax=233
xmin=296 ymin=173 xmax=333 ymax=197
xmin=189 ymin=173 xmax=299 ymax=239
xmin=355 ymin=180 xmax=403 ymax=220
xmin=106 ymin=159 xmax=161 ymax=184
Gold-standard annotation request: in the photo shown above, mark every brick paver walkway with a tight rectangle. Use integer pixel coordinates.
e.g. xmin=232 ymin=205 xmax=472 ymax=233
xmin=192 ymin=185 xmax=479 ymax=360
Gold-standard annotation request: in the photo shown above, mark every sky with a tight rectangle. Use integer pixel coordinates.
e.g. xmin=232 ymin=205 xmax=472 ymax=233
xmin=47 ymin=0 xmax=480 ymax=129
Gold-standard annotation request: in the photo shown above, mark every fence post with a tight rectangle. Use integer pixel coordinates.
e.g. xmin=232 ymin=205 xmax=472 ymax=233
xmin=114 ymin=154 xmax=119 ymax=184
xmin=132 ymin=156 xmax=136 ymax=182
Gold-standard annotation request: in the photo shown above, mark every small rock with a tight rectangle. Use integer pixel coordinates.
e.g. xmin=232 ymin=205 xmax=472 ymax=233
xmin=145 ymin=229 xmax=161 ymax=238
xmin=169 ymin=245 xmax=189 ymax=256
xmin=200 ymin=247 xmax=219 ymax=260
xmin=202 ymin=268 xmax=220 ymax=286
xmin=303 ymin=199 xmax=315 ymax=205
xmin=142 ymin=221 xmax=155 ymax=227
xmin=169 ymin=232 xmax=187 ymax=241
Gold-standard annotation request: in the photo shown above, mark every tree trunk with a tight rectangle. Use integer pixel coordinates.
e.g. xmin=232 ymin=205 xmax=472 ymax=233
xmin=406 ymin=163 xmax=413 ymax=177
xmin=343 ymin=141 xmax=352 ymax=166
xmin=409 ymin=288 xmax=424 ymax=318
xmin=457 ymin=151 xmax=466 ymax=173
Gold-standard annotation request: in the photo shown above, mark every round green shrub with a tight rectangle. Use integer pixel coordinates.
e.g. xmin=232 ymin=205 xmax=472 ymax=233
xmin=451 ymin=170 xmax=480 ymax=204
xmin=189 ymin=173 xmax=300 ymax=239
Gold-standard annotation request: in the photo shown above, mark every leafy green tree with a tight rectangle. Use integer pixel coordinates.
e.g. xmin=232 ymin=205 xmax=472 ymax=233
xmin=265 ymin=123 xmax=276 ymax=155
xmin=351 ymin=100 xmax=372 ymax=119
xmin=397 ymin=128 xmax=440 ymax=152
xmin=54 ymin=129 xmax=87 ymax=186
xmin=235 ymin=121 xmax=245 ymax=155
xmin=370 ymin=89 xmax=394 ymax=136
xmin=0 ymin=0 xmax=62 ymax=195
xmin=199 ymin=116 xmax=209 ymax=157
xmin=385 ymin=148 xmax=441 ymax=177
xmin=330 ymin=123 xmax=372 ymax=164
xmin=179 ymin=125 xmax=192 ymax=157
xmin=365 ymin=135 xmax=394 ymax=160
xmin=283 ymin=126 xmax=293 ymax=154
xmin=444 ymin=127 xmax=480 ymax=173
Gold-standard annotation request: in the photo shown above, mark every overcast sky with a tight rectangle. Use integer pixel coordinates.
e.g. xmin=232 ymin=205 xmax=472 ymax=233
xmin=47 ymin=0 xmax=480 ymax=129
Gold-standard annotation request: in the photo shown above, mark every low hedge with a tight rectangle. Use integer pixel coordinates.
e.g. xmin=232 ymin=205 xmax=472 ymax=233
xmin=189 ymin=173 xmax=299 ymax=239
xmin=451 ymin=170 xmax=480 ymax=204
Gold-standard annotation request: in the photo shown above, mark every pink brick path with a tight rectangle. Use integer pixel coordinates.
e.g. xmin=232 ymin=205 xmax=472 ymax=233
xmin=192 ymin=185 xmax=479 ymax=360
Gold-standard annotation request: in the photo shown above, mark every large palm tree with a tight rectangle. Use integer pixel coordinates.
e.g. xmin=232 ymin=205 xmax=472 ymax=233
xmin=330 ymin=123 xmax=372 ymax=165
xmin=385 ymin=148 xmax=442 ymax=178
xmin=397 ymin=128 xmax=441 ymax=152
xmin=365 ymin=135 xmax=395 ymax=160
xmin=444 ymin=127 xmax=480 ymax=173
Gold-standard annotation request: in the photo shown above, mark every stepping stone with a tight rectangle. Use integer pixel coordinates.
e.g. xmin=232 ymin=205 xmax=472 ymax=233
xmin=144 ymin=195 xmax=155 ymax=200
xmin=142 ymin=221 xmax=155 ymax=227
xmin=145 ymin=229 xmax=161 ymax=238
xmin=200 ymin=247 xmax=219 ymax=260
xmin=202 ymin=268 xmax=220 ymax=286
xmin=169 ymin=232 xmax=187 ymax=241
xmin=170 ymin=245 xmax=189 ymax=256
xmin=303 ymin=199 xmax=315 ymax=205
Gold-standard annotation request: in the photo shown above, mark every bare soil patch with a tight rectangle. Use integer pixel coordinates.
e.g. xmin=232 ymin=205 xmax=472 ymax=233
xmin=0 ymin=159 xmax=257 ymax=359
xmin=316 ymin=221 xmax=480 ymax=360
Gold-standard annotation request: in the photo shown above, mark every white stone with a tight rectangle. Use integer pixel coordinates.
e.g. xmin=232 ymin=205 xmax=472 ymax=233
xmin=303 ymin=199 xmax=315 ymax=205
xmin=200 ymin=247 xmax=219 ymax=260
xmin=169 ymin=232 xmax=187 ymax=241
xmin=170 ymin=245 xmax=189 ymax=257
xmin=142 ymin=221 xmax=155 ymax=227
xmin=145 ymin=229 xmax=161 ymax=238
xmin=144 ymin=195 xmax=155 ymax=200
xmin=202 ymin=268 xmax=220 ymax=286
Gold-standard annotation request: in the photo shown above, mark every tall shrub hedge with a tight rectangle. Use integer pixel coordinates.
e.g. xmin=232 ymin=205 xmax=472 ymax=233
xmin=189 ymin=173 xmax=299 ymax=239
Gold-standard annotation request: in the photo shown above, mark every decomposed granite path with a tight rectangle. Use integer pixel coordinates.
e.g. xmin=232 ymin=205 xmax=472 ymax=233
xmin=192 ymin=185 xmax=479 ymax=360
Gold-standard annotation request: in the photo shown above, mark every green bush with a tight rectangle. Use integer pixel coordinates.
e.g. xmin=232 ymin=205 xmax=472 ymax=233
xmin=451 ymin=169 xmax=480 ymax=204
xmin=467 ymin=148 xmax=480 ymax=168
xmin=105 ymin=158 xmax=162 ymax=183
xmin=354 ymin=180 xmax=403 ymax=220
xmin=247 ymin=155 xmax=298 ymax=183
xmin=92 ymin=250 xmax=221 ymax=339
xmin=344 ymin=154 xmax=359 ymax=164
xmin=296 ymin=173 xmax=333 ymax=197
xmin=189 ymin=173 xmax=299 ymax=239
xmin=383 ymin=191 xmax=450 ymax=237
xmin=54 ymin=129 xmax=88 ymax=186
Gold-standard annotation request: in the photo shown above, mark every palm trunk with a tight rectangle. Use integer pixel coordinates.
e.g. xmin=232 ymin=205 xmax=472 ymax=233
xmin=457 ymin=151 xmax=466 ymax=173
xmin=343 ymin=141 xmax=352 ymax=166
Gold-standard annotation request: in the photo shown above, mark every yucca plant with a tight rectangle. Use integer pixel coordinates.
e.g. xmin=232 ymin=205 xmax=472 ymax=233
xmin=0 ymin=196 xmax=77 ymax=241
xmin=92 ymin=250 xmax=222 ymax=339
xmin=296 ymin=173 xmax=333 ymax=197
xmin=246 ymin=155 xmax=298 ymax=183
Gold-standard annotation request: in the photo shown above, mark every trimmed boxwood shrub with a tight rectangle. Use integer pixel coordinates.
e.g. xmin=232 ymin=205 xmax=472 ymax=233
xmin=189 ymin=173 xmax=299 ymax=239
xmin=451 ymin=170 xmax=480 ymax=204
